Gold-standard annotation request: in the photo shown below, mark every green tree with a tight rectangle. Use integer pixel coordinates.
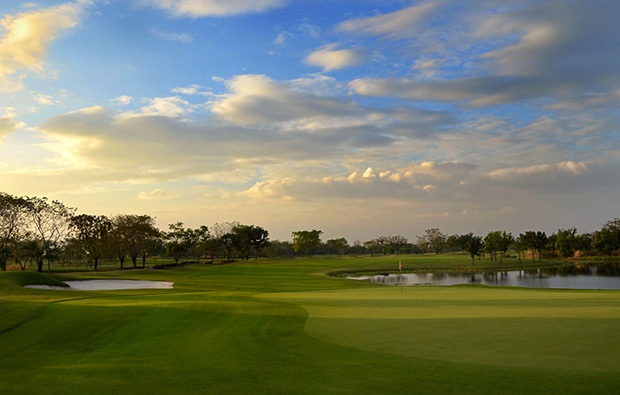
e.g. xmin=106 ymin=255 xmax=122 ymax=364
xmin=0 ymin=193 xmax=30 ymax=271
xmin=292 ymin=230 xmax=323 ymax=257
xmin=113 ymin=214 xmax=159 ymax=268
xmin=555 ymin=228 xmax=578 ymax=258
xmin=484 ymin=231 xmax=501 ymax=261
xmin=514 ymin=235 xmax=528 ymax=263
xmin=462 ymin=233 xmax=484 ymax=265
xmin=248 ymin=225 xmax=269 ymax=259
xmin=191 ymin=225 xmax=210 ymax=263
xmin=264 ymin=240 xmax=294 ymax=257
xmin=220 ymin=233 xmax=236 ymax=262
xmin=363 ymin=239 xmax=379 ymax=256
xmin=497 ymin=231 xmax=514 ymax=263
xmin=110 ymin=216 xmax=129 ymax=269
xmin=70 ymin=214 xmax=113 ymax=272
xmin=326 ymin=237 xmax=349 ymax=257
xmin=28 ymin=197 xmax=75 ymax=272
xmin=388 ymin=235 xmax=408 ymax=255
xmin=592 ymin=218 xmax=620 ymax=256
xmin=415 ymin=235 xmax=429 ymax=253
xmin=425 ymin=228 xmax=447 ymax=254
xmin=523 ymin=231 xmax=548 ymax=262
xmin=164 ymin=222 xmax=188 ymax=265
xmin=232 ymin=225 xmax=253 ymax=260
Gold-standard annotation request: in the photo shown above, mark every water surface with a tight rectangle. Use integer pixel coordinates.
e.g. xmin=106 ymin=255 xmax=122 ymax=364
xmin=353 ymin=262 xmax=620 ymax=290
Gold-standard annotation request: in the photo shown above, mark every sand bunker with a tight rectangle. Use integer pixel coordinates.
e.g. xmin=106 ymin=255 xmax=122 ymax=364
xmin=25 ymin=279 xmax=174 ymax=291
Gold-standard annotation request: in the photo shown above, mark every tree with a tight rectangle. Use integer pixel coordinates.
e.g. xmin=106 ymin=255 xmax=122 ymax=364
xmin=164 ymin=222 xmax=188 ymax=265
xmin=555 ymin=228 xmax=578 ymax=258
xmin=484 ymin=231 xmax=501 ymax=261
xmin=113 ymin=214 xmax=159 ymax=268
xmin=190 ymin=225 xmax=210 ymax=263
xmin=415 ymin=235 xmax=429 ymax=253
xmin=349 ymin=240 xmax=367 ymax=255
xmin=326 ymin=238 xmax=349 ymax=257
xmin=231 ymin=225 xmax=253 ymax=260
xmin=513 ymin=235 xmax=528 ymax=263
xmin=220 ymin=233 xmax=236 ymax=262
xmin=425 ymin=228 xmax=447 ymax=254
xmin=265 ymin=240 xmax=294 ymax=257
xmin=213 ymin=222 xmax=240 ymax=262
xmin=462 ymin=233 xmax=484 ymax=265
xmin=388 ymin=235 xmax=408 ymax=255
xmin=573 ymin=232 xmax=593 ymax=255
xmin=229 ymin=224 xmax=270 ymax=260
xmin=592 ymin=218 xmax=620 ymax=256
xmin=247 ymin=225 xmax=269 ymax=259
xmin=0 ymin=193 xmax=30 ymax=271
xmin=498 ymin=231 xmax=514 ymax=263
xmin=28 ymin=197 xmax=75 ymax=272
xmin=523 ymin=231 xmax=548 ymax=262
xmin=446 ymin=234 xmax=462 ymax=253
xmin=291 ymin=230 xmax=323 ymax=257
xmin=363 ymin=239 xmax=379 ymax=256
xmin=70 ymin=214 xmax=112 ymax=272
xmin=110 ymin=216 xmax=129 ymax=269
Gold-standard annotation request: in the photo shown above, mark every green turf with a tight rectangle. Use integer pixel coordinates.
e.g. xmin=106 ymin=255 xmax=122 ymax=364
xmin=1 ymin=254 xmax=620 ymax=394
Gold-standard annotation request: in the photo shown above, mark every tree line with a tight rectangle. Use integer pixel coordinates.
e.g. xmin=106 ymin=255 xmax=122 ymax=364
xmin=2 ymin=191 xmax=620 ymax=271
xmin=0 ymin=192 xmax=270 ymax=272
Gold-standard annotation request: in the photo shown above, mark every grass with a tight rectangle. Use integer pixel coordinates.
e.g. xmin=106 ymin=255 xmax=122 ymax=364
xmin=1 ymin=254 xmax=620 ymax=394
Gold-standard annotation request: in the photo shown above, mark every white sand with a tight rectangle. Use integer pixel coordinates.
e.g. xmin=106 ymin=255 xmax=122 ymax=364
xmin=24 ymin=279 xmax=173 ymax=291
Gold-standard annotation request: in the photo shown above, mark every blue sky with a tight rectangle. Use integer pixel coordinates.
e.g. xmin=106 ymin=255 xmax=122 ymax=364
xmin=1 ymin=0 xmax=619 ymax=241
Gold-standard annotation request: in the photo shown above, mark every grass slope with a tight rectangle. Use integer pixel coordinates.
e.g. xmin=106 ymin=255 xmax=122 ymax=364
xmin=1 ymin=254 xmax=619 ymax=394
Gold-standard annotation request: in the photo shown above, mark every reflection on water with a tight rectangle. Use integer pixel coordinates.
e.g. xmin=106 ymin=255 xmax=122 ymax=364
xmin=354 ymin=262 xmax=620 ymax=290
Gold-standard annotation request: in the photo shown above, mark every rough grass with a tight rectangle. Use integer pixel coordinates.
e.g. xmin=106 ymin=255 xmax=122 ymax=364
xmin=1 ymin=254 xmax=619 ymax=394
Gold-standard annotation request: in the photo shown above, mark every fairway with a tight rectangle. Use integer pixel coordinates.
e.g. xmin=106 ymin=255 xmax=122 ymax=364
xmin=2 ymin=256 xmax=620 ymax=394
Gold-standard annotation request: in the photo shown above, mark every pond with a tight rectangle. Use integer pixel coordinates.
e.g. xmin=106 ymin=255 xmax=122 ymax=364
xmin=25 ymin=279 xmax=174 ymax=291
xmin=351 ymin=262 xmax=620 ymax=290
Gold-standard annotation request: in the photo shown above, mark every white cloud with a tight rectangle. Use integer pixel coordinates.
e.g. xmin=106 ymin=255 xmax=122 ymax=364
xmin=488 ymin=161 xmax=589 ymax=179
xmin=211 ymin=74 xmax=358 ymax=126
xmin=171 ymin=85 xmax=213 ymax=96
xmin=33 ymin=93 xmax=60 ymax=105
xmin=137 ymin=189 xmax=179 ymax=200
xmin=304 ymin=44 xmax=364 ymax=72
xmin=111 ymin=95 xmax=133 ymax=105
xmin=0 ymin=1 xmax=88 ymax=91
xmin=362 ymin=167 xmax=375 ymax=178
xmin=273 ymin=31 xmax=291 ymax=45
xmin=337 ymin=2 xmax=439 ymax=38
xmin=123 ymin=96 xmax=193 ymax=118
xmin=150 ymin=27 xmax=193 ymax=43
xmin=140 ymin=0 xmax=285 ymax=17
xmin=241 ymin=161 xmax=477 ymax=201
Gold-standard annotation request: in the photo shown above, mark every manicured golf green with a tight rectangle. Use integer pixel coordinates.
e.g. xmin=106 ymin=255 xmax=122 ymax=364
xmin=1 ymin=255 xmax=620 ymax=394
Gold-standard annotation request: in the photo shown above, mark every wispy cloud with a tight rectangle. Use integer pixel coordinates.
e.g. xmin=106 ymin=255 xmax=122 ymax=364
xmin=304 ymin=44 xmax=364 ymax=72
xmin=337 ymin=2 xmax=439 ymax=38
xmin=139 ymin=0 xmax=285 ymax=18
xmin=111 ymin=95 xmax=133 ymax=105
xmin=150 ymin=27 xmax=193 ymax=43
xmin=33 ymin=93 xmax=60 ymax=105
xmin=137 ymin=189 xmax=179 ymax=200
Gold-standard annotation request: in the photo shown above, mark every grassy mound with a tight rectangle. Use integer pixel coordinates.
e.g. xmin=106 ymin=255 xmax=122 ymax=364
xmin=0 ymin=271 xmax=69 ymax=288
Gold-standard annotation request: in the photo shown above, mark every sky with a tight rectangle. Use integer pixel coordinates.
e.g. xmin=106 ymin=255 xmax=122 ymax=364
xmin=0 ymin=0 xmax=619 ymax=242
